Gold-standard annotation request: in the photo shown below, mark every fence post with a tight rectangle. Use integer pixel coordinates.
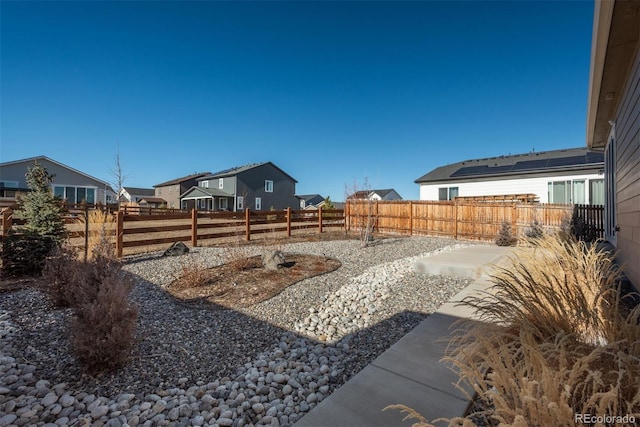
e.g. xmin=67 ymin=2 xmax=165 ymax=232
xmin=318 ymin=206 xmax=323 ymax=234
xmin=286 ymin=207 xmax=291 ymax=237
xmin=346 ymin=202 xmax=350 ymax=233
xmin=245 ymin=208 xmax=251 ymax=241
xmin=1 ymin=208 xmax=13 ymax=237
xmin=191 ymin=208 xmax=198 ymax=247
xmin=453 ymin=201 xmax=458 ymax=240
xmin=116 ymin=211 xmax=124 ymax=258
xmin=84 ymin=204 xmax=89 ymax=262
xmin=409 ymin=201 xmax=413 ymax=236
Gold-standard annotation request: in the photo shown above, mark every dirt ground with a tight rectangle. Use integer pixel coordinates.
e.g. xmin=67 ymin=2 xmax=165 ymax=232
xmin=167 ymin=253 xmax=342 ymax=309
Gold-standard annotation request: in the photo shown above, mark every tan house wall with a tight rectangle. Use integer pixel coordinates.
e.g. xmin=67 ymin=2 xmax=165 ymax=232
xmin=155 ymin=184 xmax=181 ymax=209
xmin=614 ymin=45 xmax=640 ymax=288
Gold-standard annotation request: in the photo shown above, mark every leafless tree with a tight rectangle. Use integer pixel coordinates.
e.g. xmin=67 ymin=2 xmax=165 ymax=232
xmin=345 ymin=177 xmax=376 ymax=247
xmin=109 ymin=144 xmax=131 ymax=202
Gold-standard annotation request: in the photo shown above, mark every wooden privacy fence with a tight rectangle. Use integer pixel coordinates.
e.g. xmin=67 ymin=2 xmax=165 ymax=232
xmin=346 ymin=200 xmax=604 ymax=241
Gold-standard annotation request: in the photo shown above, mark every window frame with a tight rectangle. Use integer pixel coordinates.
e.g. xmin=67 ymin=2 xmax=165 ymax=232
xmin=218 ymin=178 xmax=224 ymax=189
xmin=255 ymin=197 xmax=262 ymax=211
xmin=265 ymin=180 xmax=274 ymax=193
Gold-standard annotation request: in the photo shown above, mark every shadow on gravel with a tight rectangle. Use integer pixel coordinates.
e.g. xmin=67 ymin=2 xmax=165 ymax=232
xmin=1 ymin=268 xmax=435 ymax=401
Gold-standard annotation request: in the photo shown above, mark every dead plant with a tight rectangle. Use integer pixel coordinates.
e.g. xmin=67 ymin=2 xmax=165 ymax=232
xmin=71 ymin=266 xmax=138 ymax=374
xmin=171 ymin=257 xmax=210 ymax=289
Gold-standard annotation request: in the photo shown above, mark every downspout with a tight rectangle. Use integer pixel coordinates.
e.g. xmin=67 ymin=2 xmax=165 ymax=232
xmin=233 ymin=176 xmax=237 ymax=212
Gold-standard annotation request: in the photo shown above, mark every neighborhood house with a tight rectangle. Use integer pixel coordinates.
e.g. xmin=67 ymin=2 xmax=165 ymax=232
xmin=180 ymin=162 xmax=299 ymax=212
xmin=153 ymin=172 xmax=211 ymax=209
xmin=415 ymin=147 xmax=605 ymax=205
xmin=0 ymin=155 xmax=115 ymax=205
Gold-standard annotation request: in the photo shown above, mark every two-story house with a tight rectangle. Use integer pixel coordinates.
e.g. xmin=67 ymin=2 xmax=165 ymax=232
xmin=180 ymin=162 xmax=298 ymax=212
xmin=153 ymin=172 xmax=210 ymax=209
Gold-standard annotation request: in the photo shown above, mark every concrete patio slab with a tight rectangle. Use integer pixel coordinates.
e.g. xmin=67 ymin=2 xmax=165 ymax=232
xmin=415 ymin=245 xmax=514 ymax=279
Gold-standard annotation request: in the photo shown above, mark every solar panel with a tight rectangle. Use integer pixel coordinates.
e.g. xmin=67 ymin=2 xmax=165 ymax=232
xmin=547 ymin=156 xmax=585 ymax=167
xmin=586 ymin=152 xmax=604 ymax=163
xmin=511 ymin=159 xmax=549 ymax=171
xmin=450 ymin=166 xmax=489 ymax=177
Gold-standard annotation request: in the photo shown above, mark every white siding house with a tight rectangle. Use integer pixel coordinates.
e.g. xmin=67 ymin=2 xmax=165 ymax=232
xmin=415 ymin=148 xmax=605 ymax=205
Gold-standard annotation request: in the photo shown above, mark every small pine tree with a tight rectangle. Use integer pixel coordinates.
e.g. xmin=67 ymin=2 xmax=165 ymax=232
xmin=323 ymin=196 xmax=335 ymax=210
xmin=495 ymin=221 xmax=517 ymax=246
xmin=16 ymin=161 xmax=66 ymax=242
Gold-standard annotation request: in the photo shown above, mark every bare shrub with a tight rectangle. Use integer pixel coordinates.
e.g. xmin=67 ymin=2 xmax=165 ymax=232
xmin=42 ymin=245 xmax=79 ymax=308
xmin=71 ymin=266 xmax=138 ymax=374
xmin=345 ymin=178 xmax=376 ymax=247
xmin=494 ymin=221 xmax=517 ymax=246
xmin=172 ymin=257 xmax=210 ymax=289
xmin=524 ymin=219 xmax=544 ymax=240
xmin=222 ymin=233 xmax=255 ymax=272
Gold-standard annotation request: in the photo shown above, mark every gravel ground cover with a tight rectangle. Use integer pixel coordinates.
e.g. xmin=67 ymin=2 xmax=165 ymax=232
xmin=0 ymin=236 xmax=474 ymax=426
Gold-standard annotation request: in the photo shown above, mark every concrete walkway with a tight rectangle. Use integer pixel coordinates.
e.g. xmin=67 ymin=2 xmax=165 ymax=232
xmin=295 ymin=245 xmax=517 ymax=427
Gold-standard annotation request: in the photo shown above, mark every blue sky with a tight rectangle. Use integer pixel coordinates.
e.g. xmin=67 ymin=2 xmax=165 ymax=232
xmin=1 ymin=1 xmax=594 ymax=202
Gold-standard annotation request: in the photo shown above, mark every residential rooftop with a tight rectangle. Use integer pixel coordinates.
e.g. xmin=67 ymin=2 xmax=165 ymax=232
xmin=415 ymin=147 xmax=604 ymax=183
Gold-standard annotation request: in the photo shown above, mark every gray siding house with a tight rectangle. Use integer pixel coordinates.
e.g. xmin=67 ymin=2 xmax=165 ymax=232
xmin=181 ymin=162 xmax=298 ymax=212
xmin=587 ymin=0 xmax=639 ymax=290
xmin=153 ymin=172 xmax=210 ymax=209
xmin=0 ymin=155 xmax=114 ymax=204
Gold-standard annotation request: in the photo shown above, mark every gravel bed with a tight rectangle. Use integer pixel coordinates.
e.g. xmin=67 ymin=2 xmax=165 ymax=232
xmin=0 ymin=236 xmax=474 ymax=426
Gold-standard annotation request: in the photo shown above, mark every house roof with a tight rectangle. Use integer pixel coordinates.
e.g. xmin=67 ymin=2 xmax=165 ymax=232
xmin=180 ymin=186 xmax=234 ymax=199
xmin=297 ymin=194 xmax=325 ymax=205
xmin=347 ymin=189 xmax=398 ymax=199
xmin=153 ymin=172 xmax=211 ymax=188
xmin=371 ymin=189 xmax=396 ymax=198
xmin=0 ymin=155 xmax=110 ymax=187
xmin=200 ymin=161 xmax=298 ymax=183
xmin=415 ymin=147 xmax=604 ymax=184
xmin=138 ymin=197 xmax=166 ymax=204
xmin=586 ymin=0 xmax=640 ymax=150
xmin=123 ymin=187 xmax=155 ymax=196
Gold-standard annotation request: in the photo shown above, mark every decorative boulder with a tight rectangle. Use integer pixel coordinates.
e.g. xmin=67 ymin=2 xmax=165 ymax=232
xmin=163 ymin=241 xmax=190 ymax=257
xmin=262 ymin=250 xmax=286 ymax=270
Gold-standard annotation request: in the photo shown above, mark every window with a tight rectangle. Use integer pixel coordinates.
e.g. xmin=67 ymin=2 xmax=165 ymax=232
xmin=200 ymin=181 xmax=209 ymax=188
xmin=237 ymin=196 xmax=244 ymax=210
xmin=255 ymin=197 xmax=262 ymax=210
xmin=53 ymin=185 xmax=96 ymax=204
xmin=219 ymin=178 xmax=224 ymax=189
xmin=548 ymin=181 xmax=571 ymax=204
xmin=547 ymin=180 xmax=589 ymax=205
xmin=219 ymin=198 xmax=228 ymax=210
xmin=572 ymin=180 xmax=586 ymax=205
xmin=590 ymin=179 xmax=605 ymax=205
xmin=265 ymin=180 xmax=274 ymax=193
xmin=158 ymin=188 xmax=162 ymax=195
xmin=0 ymin=180 xmax=19 ymax=188
xmin=438 ymin=187 xmax=459 ymax=201
xmin=300 ymin=199 xmax=306 ymax=208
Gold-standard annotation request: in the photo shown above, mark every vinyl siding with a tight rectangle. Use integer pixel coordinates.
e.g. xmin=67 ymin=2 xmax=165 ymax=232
xmin=419 ymin=173 xmax=603 ymax=203
xmin=613 ymin=45 xmax=640 ymax=288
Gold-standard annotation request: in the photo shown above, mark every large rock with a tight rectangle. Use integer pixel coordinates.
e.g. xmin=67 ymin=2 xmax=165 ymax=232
xmin=262 ymin=250 xmax=286 ymax=270
xmin=163 ymin=241 xmax=190 ymax=257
